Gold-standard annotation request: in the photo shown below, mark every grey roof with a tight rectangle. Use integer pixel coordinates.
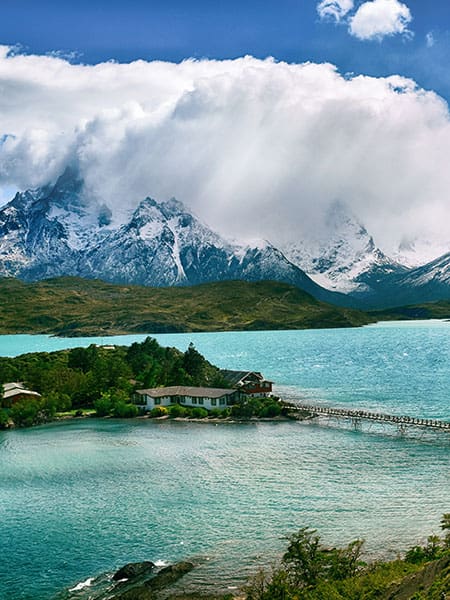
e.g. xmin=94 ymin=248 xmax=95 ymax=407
xmin=220 ymin=370 xmax=264 ymax=387
xmin=3 ymin=382 xmax=25 ymax=392
xmin=136 ymin=386 xmax=236 ymax=399
xmin=2 ymin=383 xmax=41 ymax=400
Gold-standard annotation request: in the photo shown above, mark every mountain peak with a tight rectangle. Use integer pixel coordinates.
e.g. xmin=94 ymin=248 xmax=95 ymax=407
xmin=161 ymin=197 xmax=185 ymax=215
xmin=50 ymin=166 xmax=83 ymax=197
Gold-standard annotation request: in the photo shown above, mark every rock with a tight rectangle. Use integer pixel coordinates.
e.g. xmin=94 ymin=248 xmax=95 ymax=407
xmin=111 ymin=561 xmax=195 ymax=600
xmin=145 ymin=562 xmax=195 ymax=592
xmin=113 ymin=561 xmax=155 ymax=581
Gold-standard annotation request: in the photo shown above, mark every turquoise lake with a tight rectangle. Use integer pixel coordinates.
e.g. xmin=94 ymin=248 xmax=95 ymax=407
xmin=0 ymin=321 xmax=449 ymax=599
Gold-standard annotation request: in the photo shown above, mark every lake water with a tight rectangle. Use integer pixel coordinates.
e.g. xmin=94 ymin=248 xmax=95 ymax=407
xmin=0 ymin=322 xmax=449 ymax=599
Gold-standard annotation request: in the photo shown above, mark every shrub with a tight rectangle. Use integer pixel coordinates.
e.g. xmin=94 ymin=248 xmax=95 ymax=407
xmin=168 ymin=403 xmax=187 ymax=418
xmin=149 ymin=406 xmax=168 ymax=418
xmin=259 ymin=402 xmax=282 ymax=418
xmin=10 ymin=399 xmax=41 ymax=427
xmin=94 ymin=394 xmax=113 ymax=416
xmin=191 ymin=407 xmax=208 ymax=419
xmin=112 ymin=402 xmax=139 ymax=418
xmin=0 ymin=409 xmax=10 ymax=428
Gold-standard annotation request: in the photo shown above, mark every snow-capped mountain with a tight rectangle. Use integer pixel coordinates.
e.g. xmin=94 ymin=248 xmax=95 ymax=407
xmin=0 ymin=168 xmax=113 ymax=280
xmin=393 ymin=238 xmax=450 ymax=268
xmin=0 ymin=169 xmax=342 ymax=304
xmin=279 ymin=201 xmax=407 ymax=296
xmin=1 ymin=170 xmax=449 ymax=309
xmin=385 ymin=251 xmax=450 ymax=306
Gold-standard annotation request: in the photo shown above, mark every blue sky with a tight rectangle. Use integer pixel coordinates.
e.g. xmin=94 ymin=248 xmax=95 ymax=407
xmin=1 ymin=1 xmax=450 ymax=99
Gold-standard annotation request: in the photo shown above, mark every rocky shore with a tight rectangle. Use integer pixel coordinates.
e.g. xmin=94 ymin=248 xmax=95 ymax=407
xmin=68 ymin=560 xmax=241 ymax=600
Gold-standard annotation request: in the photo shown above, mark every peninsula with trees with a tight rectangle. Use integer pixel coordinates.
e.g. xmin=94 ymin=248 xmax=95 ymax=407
xmin=0 ymin=337 xmax=287 ymax=428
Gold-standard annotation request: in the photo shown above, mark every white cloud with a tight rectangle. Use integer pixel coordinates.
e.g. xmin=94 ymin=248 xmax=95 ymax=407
xmin=349 ymin=0 xmax=412 ymax=41
xmin=426 ymin=32 xmax=435 ymax=48
xmin=0 ymin=46 xmax=449 ymax=256
xmin=317 ymin=0 xmax=354 ymax=22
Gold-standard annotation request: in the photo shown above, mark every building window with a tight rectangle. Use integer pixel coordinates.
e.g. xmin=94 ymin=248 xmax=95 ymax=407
xmin=155 ymin=398 xmax=161 ymax=405
xmin=219 ymin=398 xmax=226 ymax=405
xmin=198 ymin=398 xmax=204 ymax=405
xmin=192 ymin=398 xmax=197 ymax=404
xmin=211 ymin=398 xmax=217 ymax=406
xmin=170 ymin=398 xmax=176 ymax=404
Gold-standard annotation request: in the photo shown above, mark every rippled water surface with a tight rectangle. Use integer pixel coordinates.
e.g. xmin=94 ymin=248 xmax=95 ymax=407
xmin=0 ymin=322 xmax=449 ymax=599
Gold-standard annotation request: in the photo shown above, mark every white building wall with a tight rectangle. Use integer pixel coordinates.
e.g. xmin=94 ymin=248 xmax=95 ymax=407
xmin=143 ymin=394 xmax=172 ymax=410
xmin=141 ymin=394 xmax=233 ymax=411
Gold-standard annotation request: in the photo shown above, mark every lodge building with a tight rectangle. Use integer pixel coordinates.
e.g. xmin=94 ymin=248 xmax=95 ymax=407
xmin=134 ymin=370 xmax=273 ymax=412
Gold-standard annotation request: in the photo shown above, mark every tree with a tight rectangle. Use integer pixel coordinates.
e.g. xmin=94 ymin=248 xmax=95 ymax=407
xmin=67 ymin=345 xmax=99 ymax=373
xmin=0 ymin=409 xmax=9 ymax=428
xmin=94 ymin=393 xmax=113 ymax=417
xmin=183 ymin=343 xmax=206 ymax=381
xmin=10 ymin=399 xmax=41 ymax=427
xmin=440 ymin=513 xmax=450 ymax=548
xmin=282 ymin=527 xmax=323 ymax=588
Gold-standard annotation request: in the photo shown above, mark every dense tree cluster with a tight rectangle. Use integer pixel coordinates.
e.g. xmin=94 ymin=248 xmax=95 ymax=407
xmin=0 ymin=337 xmax=226 ymax=427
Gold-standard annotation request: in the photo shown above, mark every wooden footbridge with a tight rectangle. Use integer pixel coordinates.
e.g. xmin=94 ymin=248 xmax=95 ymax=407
xmin=289 ymin=403 xmax=450 ymax=433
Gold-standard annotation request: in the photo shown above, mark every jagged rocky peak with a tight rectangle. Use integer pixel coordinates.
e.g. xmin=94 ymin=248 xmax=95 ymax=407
xmin=161 ymin=196 xmax=186 ymax=215
xmin=45 ymin=166 xmax=86 ymax=212
xmin=279 ymin=199 xmax=403 ymax=294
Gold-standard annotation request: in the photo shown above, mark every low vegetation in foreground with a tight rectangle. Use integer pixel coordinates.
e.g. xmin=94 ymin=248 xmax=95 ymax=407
xmin=244 ymin=515 xmax=450 ymax=600
xmin=0 ymin=276 xmax=374 ymax=336
xmin=71 ymin=516 xmax=450 ymax=599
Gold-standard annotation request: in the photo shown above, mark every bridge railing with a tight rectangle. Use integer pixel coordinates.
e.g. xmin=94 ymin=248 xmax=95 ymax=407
xmin=289 ymin=403 xmax=450 ymax=430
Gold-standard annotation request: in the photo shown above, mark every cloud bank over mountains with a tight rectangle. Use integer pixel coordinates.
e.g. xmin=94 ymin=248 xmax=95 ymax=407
xmin=0 ymin=45 xmax=449 ymax=257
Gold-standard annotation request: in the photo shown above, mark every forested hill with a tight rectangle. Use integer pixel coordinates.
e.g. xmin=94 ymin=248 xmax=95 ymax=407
xmin=0 ymin=277 xmax=374 ymax=336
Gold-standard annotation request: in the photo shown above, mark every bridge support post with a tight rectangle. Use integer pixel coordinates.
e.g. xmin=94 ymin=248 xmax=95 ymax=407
xmin=351 ymin=417 xmax=361 ymax=431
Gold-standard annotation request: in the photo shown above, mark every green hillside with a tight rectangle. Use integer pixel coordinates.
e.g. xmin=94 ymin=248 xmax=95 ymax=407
xmin=370 ymin=299 xmax=450 ymax=321
xmin=0 ymin=277 xmax=374 ymax=336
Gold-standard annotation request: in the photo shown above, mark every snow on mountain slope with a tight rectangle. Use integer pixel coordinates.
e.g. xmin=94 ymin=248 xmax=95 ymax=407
xmin=0 ymin=169 xmax=342 ymax=304
xmin=398 ymin=252 xmax=450 ymax=288
xmin=393 ymin=238 xmax=450 ymax=268
xmin=0 ymin=168 xmax=114 ymax=280
xmin=2 ymin=169 xmax=447 ymax=308
xmin=279 ymin=201 xmax=406 ymax=295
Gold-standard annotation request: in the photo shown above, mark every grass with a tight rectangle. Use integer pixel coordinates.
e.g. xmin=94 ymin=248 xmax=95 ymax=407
xmin=370 ymin=299 xmax=450 ymax=321
xmin=0 ymin=276 xmax=375 ymax=336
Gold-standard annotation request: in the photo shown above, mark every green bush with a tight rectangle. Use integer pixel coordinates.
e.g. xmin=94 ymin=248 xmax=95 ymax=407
xmin=149 ymin=406 xmax=168 ymax=418
xmin=168 ymin=403 xmax=187 ymax=418
xmin=112 ymin=402 xmax=139 ymax=418
xmin=259 ymin=402 xmax=282 ymax=418
xmin=191 ymin=407 xmax=208 ymax=419
xmin=0 ymin=409 xmax=10 ymax=428
xmin=10 ymin=399 xmax=41 ymax=427
xmin=93 ymin=394 xmax=113 ymax=416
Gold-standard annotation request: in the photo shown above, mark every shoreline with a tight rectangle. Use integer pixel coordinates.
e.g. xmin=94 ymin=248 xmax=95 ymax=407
xmin=1 ymin=317 xmax=449 ymax=340
xmin=3 ymin=411 xmax=309 ymax=431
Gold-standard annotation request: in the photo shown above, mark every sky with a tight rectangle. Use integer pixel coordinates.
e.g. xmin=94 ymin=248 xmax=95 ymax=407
xmin=1 ymin=1 xmax=450 ymax=257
